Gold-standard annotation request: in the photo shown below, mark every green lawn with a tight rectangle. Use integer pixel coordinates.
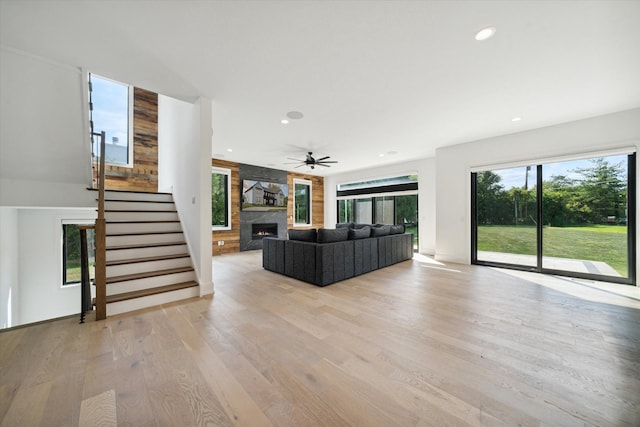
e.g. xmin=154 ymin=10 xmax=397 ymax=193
xmin=477 ymin=225 xmax=628 ymax=275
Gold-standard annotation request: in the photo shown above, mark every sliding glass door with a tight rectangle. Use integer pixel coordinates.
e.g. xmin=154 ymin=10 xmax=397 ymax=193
xmin=475 ymin=166 xmax=537 ymax=267
xmin=472 ymin=153 xmax=635 ymax=284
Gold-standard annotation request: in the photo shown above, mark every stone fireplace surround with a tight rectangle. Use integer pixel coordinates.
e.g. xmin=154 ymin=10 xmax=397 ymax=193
xmin=239 ymin=164 xmax=288 ymax=251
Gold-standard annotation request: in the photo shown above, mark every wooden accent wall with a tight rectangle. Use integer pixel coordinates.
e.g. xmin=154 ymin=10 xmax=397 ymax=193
xmin=210 ymin=161 xmax=326 ymax=256
xmin=287 ymin=172 xmax=325 ymax=230
xmin=212 ymin=159 xmax=241 ymax=255
xmin=103 ymin=87 xmax=158 ymax=192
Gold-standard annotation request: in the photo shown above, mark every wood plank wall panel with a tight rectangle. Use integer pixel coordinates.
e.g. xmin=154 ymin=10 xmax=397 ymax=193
xmin=287 ymin=172 xmax=325 ymax=230
xmin=103 ymin=88 xmax=158 ymax=192
xmin=212 ymin=159 xmax=241 ymax=256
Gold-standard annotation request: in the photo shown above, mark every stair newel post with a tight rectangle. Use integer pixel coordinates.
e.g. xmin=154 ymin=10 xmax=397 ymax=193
xmin=78 ymin=225 xmax=94 ymax=323
xmin=95 ymin=130 xmax=107 ymax=320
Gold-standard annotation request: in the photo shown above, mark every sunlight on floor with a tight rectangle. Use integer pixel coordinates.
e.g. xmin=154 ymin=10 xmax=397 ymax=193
xmin=492 ymin=268 xmax=640 ymax=309
xmin=410 ymin=253 xmax=639 ymax=309
xmin=411 ymin=253 xmax=462 ymax=273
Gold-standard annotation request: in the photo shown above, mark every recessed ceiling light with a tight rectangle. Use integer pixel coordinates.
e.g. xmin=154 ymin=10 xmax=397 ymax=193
xmin=286 ymin=111 xmax=304 ymax=120
xmin=378 ymin=153 xmax=385 ymax=158
xmin=227 ymin=148 xmax=233 ymax=152
xmin=281 ymin=119 xmax=289 ymax=124
xmin=475 ymin=26 xmax=496 ymax=41
xmin=511 ymin=117 xmax=522 ymax=122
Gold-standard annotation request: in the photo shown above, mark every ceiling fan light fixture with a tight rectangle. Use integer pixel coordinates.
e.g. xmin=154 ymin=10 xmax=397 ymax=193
xmin=286 ymin=111 xmax=304 ymax=120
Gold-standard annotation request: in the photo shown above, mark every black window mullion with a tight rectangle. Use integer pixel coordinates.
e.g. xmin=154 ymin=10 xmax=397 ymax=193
xmin=537 ymin=164 xmax=543 ymax=272
xmin=627 ymin=153 xmax=636 ymax=283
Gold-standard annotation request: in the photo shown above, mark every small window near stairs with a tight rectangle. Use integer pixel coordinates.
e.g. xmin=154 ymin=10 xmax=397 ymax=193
xmin=89 ymin=73 xmax=133 ymax=167
xmin=62 ymin=223 xmax=95 ymax=286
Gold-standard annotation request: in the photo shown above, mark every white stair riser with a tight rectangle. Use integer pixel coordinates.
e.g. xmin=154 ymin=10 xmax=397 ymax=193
xmin=105 ymin=201 xmax=177 ymax=212
xmin=106 ymin=257 xmax=192 ymax=277
xmin=106 ymin=286 xmax=200 ymax=317
xmin=105 ymin=211 xmax=179 ymax=222
xmin=106 ymin=222 xmax=182 ymax=234
xmin=106 ymin=244 xmax=188 ymax=262
xmin=106 ymin=271 xmax=196 ymax=296
xmin=106 ymin=232 xmax=185 ymax=246
xmin=105 ymin=191 xmax=173 ymax=203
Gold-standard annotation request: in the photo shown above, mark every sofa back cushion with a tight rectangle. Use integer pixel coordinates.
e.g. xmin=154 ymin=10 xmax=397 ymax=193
xmin=371 ymin=225 xmax=391 ymax=237
xmin=390 ymin=224 xmax=405 ymax=234
xmin=317 ymin=227 xmax=349 ymax=243
xmin=288 ymin=228 xmax=317 ymax=242
xmin=336 ymin=222 xmax=354 ymax=229
xmin=349 ymin=226 xmax=371 ymax=240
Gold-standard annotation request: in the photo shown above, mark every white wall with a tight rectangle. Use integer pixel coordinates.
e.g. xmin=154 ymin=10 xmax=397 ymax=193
xmin=0 ymin=207 xmax=20 ymax=328
xmin=324 ymin=158 xmax=436 ymax=255
xmin=13 ymin=208 xmax=96 ymax=326
xmin=158 ymin=95 xmax=213 ymax=295
xmin=0 ymin=47 xmax=94 ymax=208
xmin=435 ymin=108 xmax=640 ymax=266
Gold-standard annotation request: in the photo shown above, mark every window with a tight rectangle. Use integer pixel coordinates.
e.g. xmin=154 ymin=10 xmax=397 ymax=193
xmin=294 ymin=179 xmax=312 ymax=226
xmin=472 ymin=152 xmax=636 ymax=284
xmin=212 ymin=167 xmax=232 ymax=230
xmin=337 ymin=174 xmax=419 ymax=251
xmin=89 ymin=74 xmax=133 ymax=166
xmin=62 ymin=223 xmax=95 ymax=286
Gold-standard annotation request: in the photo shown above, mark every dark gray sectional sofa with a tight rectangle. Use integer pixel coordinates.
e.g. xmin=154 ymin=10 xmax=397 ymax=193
xmin=262 ymin=223 xmax=413 ymax=286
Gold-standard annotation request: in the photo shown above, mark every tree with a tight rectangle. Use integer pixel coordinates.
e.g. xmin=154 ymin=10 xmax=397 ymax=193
xmin=211 ymin=173 xmax=227 ymax=226
xmin=572 ymin=158 xmax=626 ymax=223
xmin=476 ymin=171 xmax=511 ymax=224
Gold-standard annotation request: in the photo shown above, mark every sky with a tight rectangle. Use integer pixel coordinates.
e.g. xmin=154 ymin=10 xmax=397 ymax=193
xmin=91 ymin=75 xmax=129 ymax=163
xmin=495 ymin=155 xmax=627 ymax=190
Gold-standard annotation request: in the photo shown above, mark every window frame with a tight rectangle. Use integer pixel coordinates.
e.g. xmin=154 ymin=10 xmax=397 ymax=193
xmin=471 ymin=151 xmax=636 ymax=285
xmin=211 ymin=166 xmax=232 ymax=231
xmin=293 ymin=178 xmax=313 ymax=226
xmin=89 ymin=73 xmax=134 ymax=168
xmin=61 ymin=220 xmax=95 ymax=288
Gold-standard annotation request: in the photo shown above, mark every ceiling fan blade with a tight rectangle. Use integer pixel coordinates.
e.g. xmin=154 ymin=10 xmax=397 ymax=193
xmin=316 ymin=156 xmax=331 ymax=161
xmin=316 ymin=163 xmax=331 ymax=167
xmin=317 ymin=160 xmax=338 ymax=164
xmin=294 ymin=164 xmax=306 ymax=168
xmin=287 ymin=158 xmax=304 ymax=162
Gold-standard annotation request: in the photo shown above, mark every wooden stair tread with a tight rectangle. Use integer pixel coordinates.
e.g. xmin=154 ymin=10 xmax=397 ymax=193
xmin=106 ymin=241 xmax=187 ymax=251
xmin=105 ymin=209 xmax=177 ymax=213
xmin=106 ymin=266 xmax=194 ymax=284
xmin=106 ymin=231 xmax=184 ymax=237
xmin=87 ymin=188 xmax=173 ymax=196
xmin=106 ymin=253 xmax=190 ymax=266
xmin=102 ymin=199 xmax=175 ymax=204
xmin=106 ymin=220 xmax=180 ymax=224
xmin=105 ymin=281 xmax=199 ymax=304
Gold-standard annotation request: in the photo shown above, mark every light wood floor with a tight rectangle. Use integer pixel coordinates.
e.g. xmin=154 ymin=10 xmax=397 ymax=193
xmin=1 ymin=251 xmax=639 ymax=426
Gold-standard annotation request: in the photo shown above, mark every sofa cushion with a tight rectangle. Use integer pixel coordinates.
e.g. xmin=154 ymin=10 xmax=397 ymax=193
xmin=353 ymin=223 xmax=374 ymax=229
xmin=317 ymin=227 xmax=349 ymax=243
xmin=349 ymin=226 xmax=371 ymax=240
xmin=390 ymin=224 xmax=405 ymax=234
xmin=336 ymin=222 xmax=354 ymax=229
xmin=371 ymin=225 xmax=391 ymax=237
xmin=288 ymin=228 xmax=317 ymax=242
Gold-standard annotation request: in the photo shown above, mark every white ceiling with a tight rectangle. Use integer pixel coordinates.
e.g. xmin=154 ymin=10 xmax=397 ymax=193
xmin=1 ymin=0 xmax=639 ymax=176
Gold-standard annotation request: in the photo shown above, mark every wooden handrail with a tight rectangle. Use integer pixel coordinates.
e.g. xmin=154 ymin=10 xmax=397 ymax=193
xmin=94 ymin=131 xmax=107 ymax=320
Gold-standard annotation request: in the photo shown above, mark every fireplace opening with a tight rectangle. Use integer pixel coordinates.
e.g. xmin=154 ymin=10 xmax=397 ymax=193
xmin=252 ymin=223 xmax=278 ymax=240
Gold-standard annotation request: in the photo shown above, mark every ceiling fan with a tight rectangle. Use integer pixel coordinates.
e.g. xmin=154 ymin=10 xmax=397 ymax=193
xmin=286 ymin=152 xmax=338 ymax=169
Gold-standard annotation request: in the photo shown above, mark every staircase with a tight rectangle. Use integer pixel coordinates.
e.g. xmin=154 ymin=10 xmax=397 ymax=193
xmin=99 ymin=190 xmax=199 ymax=316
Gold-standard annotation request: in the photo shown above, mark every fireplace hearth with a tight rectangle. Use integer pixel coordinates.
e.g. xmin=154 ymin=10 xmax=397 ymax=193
xmin=252 ymin=223 xmax=278 ymax=240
